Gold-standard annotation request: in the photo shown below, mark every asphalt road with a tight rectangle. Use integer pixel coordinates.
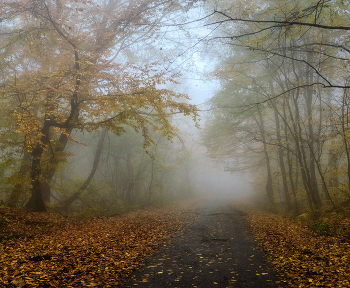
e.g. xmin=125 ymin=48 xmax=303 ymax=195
xmin=120 ymin=200 xmax=284 ymax=288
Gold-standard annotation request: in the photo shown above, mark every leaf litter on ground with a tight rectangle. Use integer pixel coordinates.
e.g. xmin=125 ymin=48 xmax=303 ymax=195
xmin=0 ymin=201 xmax=199 ymax=287
xmin=243 ymin=208 xmax=350 ymax=287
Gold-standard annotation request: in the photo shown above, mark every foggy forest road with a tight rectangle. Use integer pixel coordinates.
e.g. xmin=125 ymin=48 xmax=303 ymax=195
xmin=120 ymin=200 xmax=284 ymax=288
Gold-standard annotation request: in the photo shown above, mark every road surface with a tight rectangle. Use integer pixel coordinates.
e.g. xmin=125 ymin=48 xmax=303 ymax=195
xmin=120 ymin=200 xmax=284 ymax=288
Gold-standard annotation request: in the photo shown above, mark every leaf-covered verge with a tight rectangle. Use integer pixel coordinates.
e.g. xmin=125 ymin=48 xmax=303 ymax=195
xmin=0 ymin=202 xmax=199 ymax=287
xmin=244 ymin=209 xmax=350 ymax=287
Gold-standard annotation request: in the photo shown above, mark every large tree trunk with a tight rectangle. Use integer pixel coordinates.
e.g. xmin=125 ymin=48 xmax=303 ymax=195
xmin=24 ymin=50 xmax=80 ymax=212
xmin=25 ymin=121 xmax=51 ymax=212
xmin=41 ymin=127 xmax=75 ymax=203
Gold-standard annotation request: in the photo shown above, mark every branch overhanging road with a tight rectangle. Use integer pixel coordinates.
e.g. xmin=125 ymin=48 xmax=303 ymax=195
xmin=120 ymin=200 xmax=285 ymax=288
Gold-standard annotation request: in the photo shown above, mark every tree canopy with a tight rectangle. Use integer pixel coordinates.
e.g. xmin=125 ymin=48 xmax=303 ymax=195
xmin=0 ymin=0 xmax=198 ymax=211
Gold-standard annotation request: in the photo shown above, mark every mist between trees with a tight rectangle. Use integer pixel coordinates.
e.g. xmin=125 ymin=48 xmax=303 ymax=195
xmin=0 ymin=0 xmax=201 ymax=214
xmin=1 ymin=0 xmax=350 ymax=219
xmin=202 ymin=0 xmax=350 ymax=216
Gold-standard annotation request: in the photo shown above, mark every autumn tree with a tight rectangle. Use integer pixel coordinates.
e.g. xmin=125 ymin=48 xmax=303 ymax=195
xmin=0 ymin=0 xmax=198 ymax=212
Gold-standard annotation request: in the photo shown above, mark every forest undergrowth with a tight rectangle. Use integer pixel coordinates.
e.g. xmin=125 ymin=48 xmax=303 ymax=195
xmin=244 ymin=206 xmax=350 ymax=287
xmin=0 ymin=201 xmax=199 ymax=287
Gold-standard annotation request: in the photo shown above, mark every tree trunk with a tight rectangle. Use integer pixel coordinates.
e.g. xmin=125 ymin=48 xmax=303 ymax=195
xmin=41 ymin=127 xmax=75 ymax=203
xmin=25 ymin=121 xmax=51 ymax=212
xmin=256 ymin=104 xmax=274 ymax=207
xmin=63 ymin=128 xmax=107 ymax=210
xmin=286 ymin=91 xmax=313 ymax=209
xmin=270 ymin=80 xmax=291 ymax=208
xmin=283 ymin=98 xmax=299 ymax=215
xmin=328 ymin=124 xmax=339 ymax=195
xmin=24 ymin=50 xmax=80 ymax=212
xmin=341 ymin=87 xmax=350 ymax=190
xmin=304 ymin=60 xmax=322 ymax=207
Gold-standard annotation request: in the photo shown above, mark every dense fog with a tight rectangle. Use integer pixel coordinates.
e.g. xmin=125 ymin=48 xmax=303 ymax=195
xmin=1 ymin=0 xmax=350 ymax=216
xmin=2 ymin=2 xmax=350 ymax=287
